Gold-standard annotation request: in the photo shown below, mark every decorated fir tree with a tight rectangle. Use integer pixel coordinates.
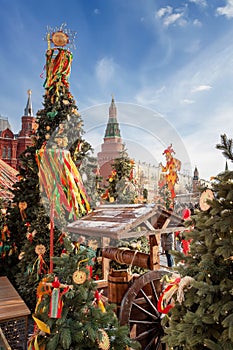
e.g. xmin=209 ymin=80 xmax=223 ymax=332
xmin=102 ymin=148 xmax=137 ymax=204
xmin=28 ymin=237 xmax=140 ymax=350
xmin=5 ymin=25 xmax=92 ymax=309
xmin=162 ymin=134 xmax=233 ymax=350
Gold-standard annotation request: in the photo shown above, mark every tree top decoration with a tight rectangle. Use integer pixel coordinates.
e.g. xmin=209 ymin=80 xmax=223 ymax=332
xmin=45 ymin=23 xmax=77 ymax=50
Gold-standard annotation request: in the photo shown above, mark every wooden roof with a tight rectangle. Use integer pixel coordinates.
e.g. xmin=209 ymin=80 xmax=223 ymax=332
xmin=67 ymin=204 xmax=184 ymax=240
xmin=0 ymin=160 xmax=18 ymax=200
xmin=0 ymin=277 xmax=30 ymax=321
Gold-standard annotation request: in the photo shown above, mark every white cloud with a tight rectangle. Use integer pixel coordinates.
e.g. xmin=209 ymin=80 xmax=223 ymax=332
xmin=156 ymin=6 xmax=186 ymax=27
xmin=163 ymin=13 xmax=185 ymax=27
xmin=192 ymin=84 xmax=212 ymax=92
xmin=95 ymin=57 xmax=116 ymax=86
xmin=216 ymin=0 xmax=233 ymax=18
xmin=193 ymin=19 xmax=202 ymax=27
xmin=181 ymin=99 xmax=195 ymax=104
xmin=156 ymin=6 xmax=173 ymax=19
xmin=189 ymin=0 xmax=207 ymax=7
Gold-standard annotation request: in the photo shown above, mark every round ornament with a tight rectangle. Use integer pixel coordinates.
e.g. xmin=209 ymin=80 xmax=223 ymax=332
xmin=199 ymin=189 xmax=214 ymax=211
xmin=52 ymin=31 xmax=69 ymax=47
xmin=35 ymin=244 xmax=46 ymax=255
xmin=72 ymin=270 xmax=86 ymax=285
xmin=97 ymin=329 xmax=110 ymax=350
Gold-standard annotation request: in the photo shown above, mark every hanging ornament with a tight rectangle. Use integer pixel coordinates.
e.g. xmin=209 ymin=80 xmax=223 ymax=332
xmin=1 ymin=224 xmax=10 ymax=241
xmin=34 ymin=244 xmax=48 ymax=276
xmin=93 ymin=290 xmax=106 ymax=313
xmin=18 ymin=201 xmax=27 ymax=220
xmin=73 ymin=270 xmax=86 ymax=285
xmin=41 ymin=276 xmax=72 ymax=318
xmin=26 ymin=229 xmax=37 ymax=243
xmin=97 ymin=329 xmax=110 ymax=350
xmin=73 ymin=258 xmax=89 ymax=284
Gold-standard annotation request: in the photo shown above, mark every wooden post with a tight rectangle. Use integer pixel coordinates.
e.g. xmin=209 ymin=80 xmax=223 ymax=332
xmin=101 ymin=237 xmax=110 ymax=281
xmin=149 ymin=234 xmax=160 ymax=270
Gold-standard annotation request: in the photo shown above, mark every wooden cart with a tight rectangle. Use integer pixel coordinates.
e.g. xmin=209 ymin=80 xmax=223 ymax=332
xmin=67 ymin=203 xmax=185 ymax=350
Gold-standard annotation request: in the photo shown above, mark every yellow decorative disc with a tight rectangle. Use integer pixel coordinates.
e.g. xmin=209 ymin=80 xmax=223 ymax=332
xmin=72 ymin=270 xmax=86 ymax=285
xmin=52 ymin=31 xmax=69 ymax=47
xmin=97 ymin=329 xmax=110 ymax=350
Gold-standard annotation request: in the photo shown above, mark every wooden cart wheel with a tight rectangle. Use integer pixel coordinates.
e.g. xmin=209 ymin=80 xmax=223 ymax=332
xmin=119 ymin=270 xmax=169 ymax=350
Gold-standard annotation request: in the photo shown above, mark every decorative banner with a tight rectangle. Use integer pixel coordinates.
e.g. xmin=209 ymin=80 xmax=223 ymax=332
xmin=36 ymin=147 xmax=91 ymax=220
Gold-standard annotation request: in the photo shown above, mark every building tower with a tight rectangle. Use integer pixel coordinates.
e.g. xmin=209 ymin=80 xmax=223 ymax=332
xmin=97 ymin=96 xmax=124 ymax=180
xmin=192 ymin=166 xmax=200 ymax=194
xmin=16 ymin=89 xmax=36 ymax=163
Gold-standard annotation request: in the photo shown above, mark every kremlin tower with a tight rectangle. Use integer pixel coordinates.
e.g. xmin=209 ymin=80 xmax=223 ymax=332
xmin=97 ymin=96 xmax=124 ymax=180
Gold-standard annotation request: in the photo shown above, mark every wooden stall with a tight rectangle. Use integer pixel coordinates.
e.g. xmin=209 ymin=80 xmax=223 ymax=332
xmin=0 ymin=277 xmax=31 ymax=350
xmin=67 ymin=203 xmax=185 ymax=350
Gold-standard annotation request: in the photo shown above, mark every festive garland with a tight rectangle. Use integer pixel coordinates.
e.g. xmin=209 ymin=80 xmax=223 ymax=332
xmin=36 ymin=147 xmax=91 ymax=220
xmin=43 ymin=48 xmax=73 ymax=97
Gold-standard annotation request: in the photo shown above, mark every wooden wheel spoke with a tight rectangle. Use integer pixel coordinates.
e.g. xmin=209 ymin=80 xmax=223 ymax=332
xmin=144 ymin=333 xmax=161 ymax=350
xmin=154 ymin=335 xmax=163 ymax=350
xmin=132 ymin=301 xmax=158 ymax=320
xmin=150 ymin=280 xmax=159 ymax=303
xmin=144 ymin=334 xmax=163 ymax=350
xmin=129 ymin=319 xmax=160 ymax=325
xmin=140 ymin=288 xmax=161 ymax=318
xmin=134 ymin=327 xmax=157 ymax=341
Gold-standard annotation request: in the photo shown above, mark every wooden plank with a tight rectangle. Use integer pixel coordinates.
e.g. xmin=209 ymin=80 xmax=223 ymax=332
xmin=0 ymin=277 xmax=30 ymax=321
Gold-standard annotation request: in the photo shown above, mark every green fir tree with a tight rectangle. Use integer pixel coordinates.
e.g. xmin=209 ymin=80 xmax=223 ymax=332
xmin=29 ymin=237 xmax=140 ymax=350
xmin=162 ymin=134 xmax=233 ymax=350
xmin=102 ymin=149 xmax=137 ymax=204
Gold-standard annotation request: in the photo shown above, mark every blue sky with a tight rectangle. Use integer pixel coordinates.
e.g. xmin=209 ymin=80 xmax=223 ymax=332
xmin=1 ymin=0 xmax=233 ymax=180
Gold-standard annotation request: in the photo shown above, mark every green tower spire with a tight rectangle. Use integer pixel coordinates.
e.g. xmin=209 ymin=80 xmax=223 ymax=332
xmin=104 ymin=95 xmax=121 ymax=138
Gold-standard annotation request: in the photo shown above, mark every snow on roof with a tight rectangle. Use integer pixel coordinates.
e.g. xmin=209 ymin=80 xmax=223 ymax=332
xmin=0 ymin=159 xmax=18 ymax=200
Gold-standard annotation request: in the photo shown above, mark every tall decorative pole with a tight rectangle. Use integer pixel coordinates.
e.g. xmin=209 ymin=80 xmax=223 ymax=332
xmin=37 ymin=24 xmax=90 ymax=274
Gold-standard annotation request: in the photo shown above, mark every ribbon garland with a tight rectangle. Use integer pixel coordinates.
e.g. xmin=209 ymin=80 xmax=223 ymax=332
xmin=36 ymin=148 xmax=91 ymax=221
xmin=43 ymin=48 xmax=73 ymax=101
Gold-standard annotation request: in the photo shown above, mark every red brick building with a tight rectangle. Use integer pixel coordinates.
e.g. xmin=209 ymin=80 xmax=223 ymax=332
xmin=0 ymin=90 xmax=35 ymax=169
